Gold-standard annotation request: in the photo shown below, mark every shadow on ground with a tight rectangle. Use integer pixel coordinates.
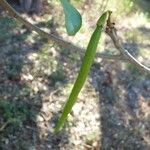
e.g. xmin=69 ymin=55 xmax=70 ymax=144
xmin=0 ymin=6 xmax=70 ymax=149
xmin=134 ymin=0 xmax=150 ymax=15
xmin=90 ymin=60 xmax=150 ymax=150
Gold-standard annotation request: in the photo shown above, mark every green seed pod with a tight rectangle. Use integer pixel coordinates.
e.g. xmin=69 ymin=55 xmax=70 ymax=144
xmin=54 ymin=11 xmax=110 ymax=133
xmin=60 ymin=0 xmax=82 ymax=36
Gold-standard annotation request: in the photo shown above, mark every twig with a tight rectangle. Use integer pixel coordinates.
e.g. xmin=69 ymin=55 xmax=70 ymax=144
xmin=106 ymin=11 xmax=150 ymax=74
xmin=0 ymin=121 xmax=9 ymax=132
xmin=106 ymin=26 xmax=150 ymax=74
xmin=0 ymin=0 xmax=120 ymax=60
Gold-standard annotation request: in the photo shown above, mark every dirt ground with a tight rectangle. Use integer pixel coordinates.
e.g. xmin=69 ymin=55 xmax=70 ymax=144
xmin=0 ymin=0 xmax=150 ymax=150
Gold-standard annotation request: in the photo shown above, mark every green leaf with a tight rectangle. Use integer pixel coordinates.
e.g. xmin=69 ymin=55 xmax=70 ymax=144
xmin=60 ymin=0 xmax=82 ymax=36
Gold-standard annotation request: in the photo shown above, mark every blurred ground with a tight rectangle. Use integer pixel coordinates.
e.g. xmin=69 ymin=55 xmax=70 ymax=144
xmin=0 ymin=0 xmax=150 ymax=150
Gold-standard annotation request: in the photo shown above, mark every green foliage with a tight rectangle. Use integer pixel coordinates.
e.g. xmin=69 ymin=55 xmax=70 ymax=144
xmin=127 ymin=64 xmax=144 ymax=80
xmin=60 ymin=0 xmax=82 ymax=35
xmin=6 ymin=56 xmax=23 ymax=80
xmin=0 ymin=100 xmax=30 ymax=131
xmin=0 ymin=16 xmax=23 ymax=42
xmin=0 ymin=17 xmax=15 ymax=42
xmin=122 ymin=0 xmax=133 ymax=13
xmin=0 ymin=29 xmax=11 ymax=42
xmin=0 ymin=16 xmax=16 ymax=28
xmin=107 ymin=0 xmax=133 ymax=15
xmin=126 ymin=55 xmax=150 ymax=81
xmin=49 ymin=69 xmax=67 ymax=86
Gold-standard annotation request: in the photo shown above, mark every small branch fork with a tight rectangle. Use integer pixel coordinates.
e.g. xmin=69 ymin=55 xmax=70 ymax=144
xmin=0 ymin=0 xmax=150 ymax=73
xmin=106 ymin=11 xmax=150 ymax=73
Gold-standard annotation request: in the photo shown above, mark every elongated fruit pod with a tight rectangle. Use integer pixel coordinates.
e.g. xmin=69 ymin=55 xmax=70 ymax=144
xmin=54 ymin=11 xmax=110 ymax=133
xmin=60 ymin=0 xmax=82 ymax=36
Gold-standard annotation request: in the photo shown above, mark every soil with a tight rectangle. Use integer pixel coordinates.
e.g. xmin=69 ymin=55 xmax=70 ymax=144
xmin=0 ymin=0 xmax=150 ymax=150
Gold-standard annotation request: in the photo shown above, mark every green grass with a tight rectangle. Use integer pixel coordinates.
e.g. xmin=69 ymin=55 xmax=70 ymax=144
xmin=126 ymin=63 xmax=145 ymax=80
xmin=48 ymin=69 xmax=67 ymax=86
xmin=0 ymin=100 xmax=31 ymax=132
xmin=0 ymin=16 xmax=16 ymax=42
